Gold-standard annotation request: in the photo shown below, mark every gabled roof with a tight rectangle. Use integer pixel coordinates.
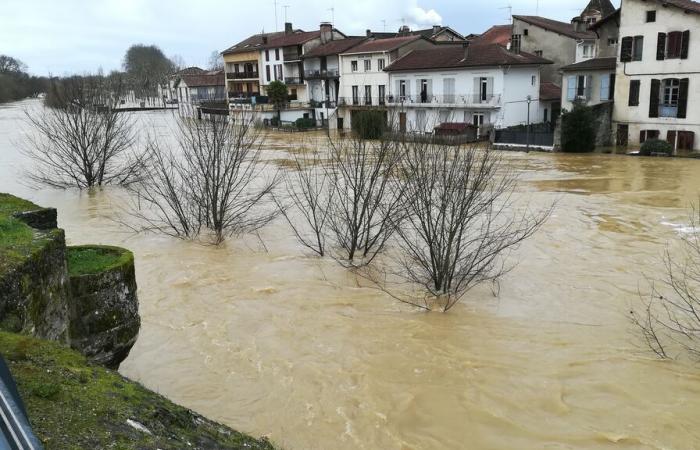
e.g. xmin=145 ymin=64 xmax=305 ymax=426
xmin=474 ymin=25 xmax=512 ymax=46
xmin=176 ymin=71 xmax=224 ymax=88
xmin=302 ymin=37 xmax=368 ymax=58
xmin=539 ymin=82 xmax=561 ymax=101
xmin=411 ymin=26 xmax=466 ymax=41
xmin=265 ymin=30 xmax=321 ymax=48
xmin=176 ymin=67 xmax=205 ymax=75
xmin=561 ymin=56 xmax=617 ymax=71
xmin=222 ymin=31 xmax=288 ymax=55
xmin=582 ymin=0 xmax=616 ymax=18
xmin=340 ymin=35 xmax=425 ymax=55
xmin=384 ymin=44 xmax=552 ymax=72
xmin=513 ymin=15 xmax=596 ymax=39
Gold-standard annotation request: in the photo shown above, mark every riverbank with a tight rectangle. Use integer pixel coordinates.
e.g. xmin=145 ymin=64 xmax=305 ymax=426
xmin=0 ymin=331 xmax=275 ymax=449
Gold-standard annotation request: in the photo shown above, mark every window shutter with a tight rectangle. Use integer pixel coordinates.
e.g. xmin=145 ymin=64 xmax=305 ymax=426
xmin=678 ymin=78 xmax=689 ymax=119
xmin=600 ymin=75 xmax=610 ymax=101
xmin=620 ymin=37 xmax=633 ymax=62
xmin=667 ymin=130 xmax=677 ymax=149
xmin=649 ymin=79 xmax=660 ymax=118
xmin=678 ymin=131 xmax=695 ymax=150
xmin=487 ymin=77 xmax=494 ymax=97
xmin=585 ymin=75 xmax=593 ymax=99
xmin=610 ymin=74 xmax=616 ymax=101
xmin=681 ymin=30 xmax=690 ymax=59
xmin=640 ymin=130 xmax=647 ymax=143
xmin=629 ymin=79 xmax=640 ymax=106
xmin=567 ymin=76 xmax=577 ymax=101
xmin=633 ymin=36 xmax=644 ymax=61
xmin=657 ymin=33 xmax=666 ymax=60
xmin=668 ymin=31 xmax=683 ymax=58
xmin=473 ymin=77 xmax=480 ymax=100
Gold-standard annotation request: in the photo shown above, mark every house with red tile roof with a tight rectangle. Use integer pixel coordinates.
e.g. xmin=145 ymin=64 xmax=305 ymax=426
xmin=383 ymin=43 xmax=553 ymax=134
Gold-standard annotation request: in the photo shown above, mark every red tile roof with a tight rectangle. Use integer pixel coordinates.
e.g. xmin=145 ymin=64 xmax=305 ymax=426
xmin=340 ymin=36 xmax=424 ymax=55
xmin=539 ymin=82 xmax=561 ymax=101
xmin=513 ymin=15 xmax=595 ymax=39
xmin=303 ymin=37 xmax=367 ymax=58
xmin=178 ymin=71 xmax=224 ymax=88
xmin=474 ymin=25 xmax=512 ymax=46
xmin=384 ymin=44 xmax=552 ymax=71
xmin=222 ymin=31 xmax=288 ymax=55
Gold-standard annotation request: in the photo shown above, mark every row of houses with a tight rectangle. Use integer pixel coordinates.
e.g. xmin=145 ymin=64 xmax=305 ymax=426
xmin=166 ymin=0 xmax=700 ymax=152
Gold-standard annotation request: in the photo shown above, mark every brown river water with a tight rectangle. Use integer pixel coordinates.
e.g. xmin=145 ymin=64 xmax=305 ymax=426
xmin=1 ymin=100 xmax=700 ymax=449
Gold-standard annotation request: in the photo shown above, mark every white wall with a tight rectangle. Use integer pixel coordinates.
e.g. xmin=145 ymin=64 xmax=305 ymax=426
xmin=561 ymin=69 xmax=615 ymax=111
xmin=339 ymin=52 xmax=391 ymax=103
xmin=613 ymin=0 xmax=700 ymax=150
xmin=501 ymin=67 xmax=542 ymax=127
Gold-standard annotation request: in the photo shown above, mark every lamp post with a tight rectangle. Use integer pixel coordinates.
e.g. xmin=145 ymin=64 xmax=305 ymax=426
xmin=526 ymin=95 xmax=532 ymax=152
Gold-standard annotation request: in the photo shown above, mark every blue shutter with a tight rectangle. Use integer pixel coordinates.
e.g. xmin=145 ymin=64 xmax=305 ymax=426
xmin=600 ymin=75 xmax=610 ymax=101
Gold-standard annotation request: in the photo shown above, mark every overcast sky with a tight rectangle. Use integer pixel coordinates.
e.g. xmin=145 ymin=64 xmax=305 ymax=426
xmin=2 ymin=0 xmax=618 ymax=76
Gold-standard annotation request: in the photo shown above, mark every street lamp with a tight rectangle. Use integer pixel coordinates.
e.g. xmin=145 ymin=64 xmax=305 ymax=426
xmin=526 ymin=95 xmax=532 ymax=152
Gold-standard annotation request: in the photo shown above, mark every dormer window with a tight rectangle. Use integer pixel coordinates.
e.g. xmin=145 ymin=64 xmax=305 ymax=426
xmin=646 ymin=10 xmax=656 ymax=22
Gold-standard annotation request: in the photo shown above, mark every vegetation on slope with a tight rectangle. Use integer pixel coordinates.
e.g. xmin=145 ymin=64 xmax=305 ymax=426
xmin=0 ymin=193 xmax=41 ymax=271
xmin=0 ymin=331 xmax=276 ymax=450
xmin=67 ymin=245 xmax=133 ymax=276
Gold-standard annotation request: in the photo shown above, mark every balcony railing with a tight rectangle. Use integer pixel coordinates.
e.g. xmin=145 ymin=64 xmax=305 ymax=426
xmin=304 ymin=69 xmax=340 ymax=79
xmin=227 ymin=71 xmax=259 ymax=80
xmin=228 ymin=91 xmax=261 ymax=99
xmin=283 ymin=49 xmax=302 ymax=62
xmin=338 ymin=96 xmax=388 ymax=107
xmin=386 ymin=94 xmax=502 ymax=107
xmin=284 ymin=77 xmax=304 ymax=85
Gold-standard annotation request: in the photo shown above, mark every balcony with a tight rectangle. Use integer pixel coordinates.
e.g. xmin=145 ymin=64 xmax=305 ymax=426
xmin=227 ymin=71 xmax=259 ymax=80
xmin=228 ymin=92 xmax=261 ymax=100
xmin=338 ymin=96 xmax=388 ymax=107
xmin=385 ymin=94 xmax=502 ymax=108
xmin=284 ymin=77 xmax=305 ymax=85
xmin=283 ymin=49 xmax=302 ymax=62
xmin=304 ymin=69 xmax=340 ymax=79
xmin=659 ymin=105 xmax=679 ymax=118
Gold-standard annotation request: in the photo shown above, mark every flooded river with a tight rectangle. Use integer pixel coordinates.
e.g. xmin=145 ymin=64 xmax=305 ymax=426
xmin=2 ymin=100 xmax=700 ymax=449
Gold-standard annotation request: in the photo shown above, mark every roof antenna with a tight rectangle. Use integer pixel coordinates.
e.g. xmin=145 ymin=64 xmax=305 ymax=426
xmin=273 ymin=0 xmax=279 ymax=32
xmin=283 ymin=5 xmax=290 ymax=23
xmin=328 ymin=7 xmax=335 ymax=25
xmin=381 ymin=19 xmax=387 ymax=31
xmin=536 ymin=0 xmax=539 ymax=16
xmin=499 ymin=5 xmax=513 ymax=23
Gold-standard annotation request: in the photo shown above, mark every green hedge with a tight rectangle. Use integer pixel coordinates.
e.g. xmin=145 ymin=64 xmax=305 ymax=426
xmin=352 ymin=110 xmax=386 ymax=139
xmin=640 ymin=139 xmax=673 ymax=156
xmin=560 ymin=103 xmax=595 ymax=153
xmin=295 ymin=117 xmax=315 ymax=129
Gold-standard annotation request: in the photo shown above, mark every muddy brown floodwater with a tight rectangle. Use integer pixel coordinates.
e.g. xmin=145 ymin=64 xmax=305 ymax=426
xmin=2 ymin=100 xmax=700 ymax=450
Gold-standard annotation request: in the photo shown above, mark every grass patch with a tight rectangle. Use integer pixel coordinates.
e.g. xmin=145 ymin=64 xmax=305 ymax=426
xmin=67 ymin=245 xmax=133 ymax=276
xmin=0 ymin=331 xmax=276 ymax=450
xmin=0 ymin=193 xmax=41 ymax=272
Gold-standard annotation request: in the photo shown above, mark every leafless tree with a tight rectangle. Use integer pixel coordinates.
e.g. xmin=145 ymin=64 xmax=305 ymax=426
xmin=380 ymin=141 xmax=550 ymax=312
xmin=128 ymin=113 xmax=277 ymax=244
xmin=23 ymin=75 xmax=145 ymax=189
xmin=277 ymin=128 xmax=406 ymax=265
xmin=631 ymin=207 xmax=700 ymax=360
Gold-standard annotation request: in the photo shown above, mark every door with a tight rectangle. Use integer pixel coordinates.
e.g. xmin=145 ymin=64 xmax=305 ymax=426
xmin=337 ymin=117 xmax=344 ymax=130
xmin=616 ymin=124 xmax=629 ymax=147
xmin=399 ymin=112 xmax=407 ymax=133
xmin=421 ymin=79 xmax=428 ymax=103
xmin=473 ymin=113 xmax=485 ymax=137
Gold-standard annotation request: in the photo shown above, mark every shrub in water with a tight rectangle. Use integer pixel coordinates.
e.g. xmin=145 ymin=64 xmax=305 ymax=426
xmin=560 ymin=102 xmax=595 ymax=153
xmin=640 ymin=139 xmax=673 ymax=156
xmin=352 ymin=110 xmax=386 ymax=139
xmin=295 ymin=117 xmax=315 ymax=129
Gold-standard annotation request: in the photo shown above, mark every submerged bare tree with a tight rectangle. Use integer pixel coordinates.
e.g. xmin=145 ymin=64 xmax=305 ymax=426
xmin=277 ymin=121 xmax=406 ymax=265
xmin=23 ymin=74 xmax=145 ymax=189
xmin=631 ymin=207 xmax=700 ymax=360
xmin=383 ymin=141 xmax=550 ymax=312
xmin=129 ymin=113 xmax=277 ymax=244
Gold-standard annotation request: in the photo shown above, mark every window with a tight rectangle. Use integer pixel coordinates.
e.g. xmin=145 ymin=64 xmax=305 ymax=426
xmin=419 ymin=79 xmax=429 ymax=103
xmin=399 ymin=80 xmax=407 ymax=100
xmin=534 ymin=50 xmax=543 ymax=57
xmin=649 ymin=78 xmax=689 ymax=118
xmin=662 ymin=78 xmax=680 ymax=108
xmin=629 ymin=79 xmax=640 ymax=106
xmin=364 ymin=85 xmax=372 ymax=105
xmin=480 ymin=77 xmax=488 ymax=101
xmin=658 ymin=31 xmax=690 ymax=60
xmin=378 ymin=59 xmax=385 ymax=70
xmin=265 ymin=50 xmax=270 ymax=62
xmin=608 ymin=38 xmax=618 ymax=47
xmin=531 ymin=75 xmax=537 ymax=86
xmin=266 ymin=65 xmax=271 ymax=82
xmin=351 ymin=61 xmax=358 ymax=72
xmin=600 ymin=74 xmax=614 ymax=101
xmin=567 ymin=75 xmax=591 ymax=100
xmin=544 ymin=108 xmax=549 ymax=123
xmin=511 ymin=34 xmax=521 ymax=53
xmin=646 ymin=10 xmax=656 ymax=23
xmin=523 ymin=29 xmax=529 ymax=36
xmin=352 ymin=85 xmax=359 ymax=105
xmin=585 ymin=17 xmax=597 ymax=25
xmin=582 ymin=43 xmax=594 ymax=59
xmin=275 ymin=49 xmax=280 ymax=60
xmin=364 ymin=59 xmax=371 ymax=72
xmin=378 ymin=85 xmax=386 ymax=105
xmin=621 ymin=36 xmax=644 ymax=62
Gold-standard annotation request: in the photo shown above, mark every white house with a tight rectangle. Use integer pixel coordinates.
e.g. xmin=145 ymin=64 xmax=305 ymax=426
xmin=336 ymin=35 xmax=436 ymax=130
xmin=384 ymin=43 xmax=552 ymax=134
xmin=172 ymin=70 xmax=226 ymax=117
xmin=301 ymin=37 xmax=367 ymax=126
xmin=613 ymin=0 xmax=699 ymax=152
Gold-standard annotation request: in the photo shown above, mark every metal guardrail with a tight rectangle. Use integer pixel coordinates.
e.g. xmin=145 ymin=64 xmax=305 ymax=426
xmin=226 ymin=72 xmax=259 ymax=80
xmin=0 ymin=357 xmax=43 ymax=449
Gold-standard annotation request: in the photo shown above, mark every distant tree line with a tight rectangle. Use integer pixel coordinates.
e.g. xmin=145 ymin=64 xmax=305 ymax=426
xmin=0 ymin=55 xmax=50 ymax=103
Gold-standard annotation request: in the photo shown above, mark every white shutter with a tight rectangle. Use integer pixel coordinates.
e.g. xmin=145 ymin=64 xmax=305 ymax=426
xmin=567 ymin=75 xmax=577 ymax=101
xmin=600 ymin=75 xmax=610 ymax=101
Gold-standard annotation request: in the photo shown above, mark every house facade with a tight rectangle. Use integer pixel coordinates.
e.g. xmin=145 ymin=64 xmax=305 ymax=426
xmin=336 ymin=36 xmax=436 ymax=130
xmin=613 ymin=0 xmax=699 ymax=152
xmin=173 ymin=70 xmax=226 ymax=117
xmin=384 ymin=43 xmax=552 ymax=134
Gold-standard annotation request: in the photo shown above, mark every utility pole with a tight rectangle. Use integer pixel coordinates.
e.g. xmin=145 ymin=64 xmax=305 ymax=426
xmin=328 ymin=7 xmax=335 ymax=25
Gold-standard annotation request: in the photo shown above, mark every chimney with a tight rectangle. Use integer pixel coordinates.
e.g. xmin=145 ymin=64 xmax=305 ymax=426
xmin=432 ymin=25 xmax=441 ymax=36
xmin=462 ymin=42 xmax=470 ymax=60
xmin=399 ymin=25 xmax=411 ymax=35
xmin=285 ymin=22 xmax=293 ymax=34
xmin=366 ymin=29 xmax=372 ymax=37
xmin=320 ymin=22 xmax=333 ymax=44
xmin=262 ymin=36 xmax=268 ymax=44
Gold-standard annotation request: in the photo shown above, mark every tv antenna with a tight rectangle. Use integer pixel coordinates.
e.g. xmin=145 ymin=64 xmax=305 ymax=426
xmin=328 ymin=7 xmax=335 ymax=25
xmin=273 ymin=0 xmax=279 ymax=31
xmin=499 ymin=4 xmax=513 ymax=23
xmin=283 ymin=5 xmax=290 ymax=23
xmin=381 ymin=19 xmax=387 ymax=31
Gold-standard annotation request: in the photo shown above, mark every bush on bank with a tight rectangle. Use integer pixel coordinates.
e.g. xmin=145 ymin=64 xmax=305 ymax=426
xmin=640 ymin=139 xmax=673 ymax=156
xmin=352 ymin=110 xmax=386 ymax=139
